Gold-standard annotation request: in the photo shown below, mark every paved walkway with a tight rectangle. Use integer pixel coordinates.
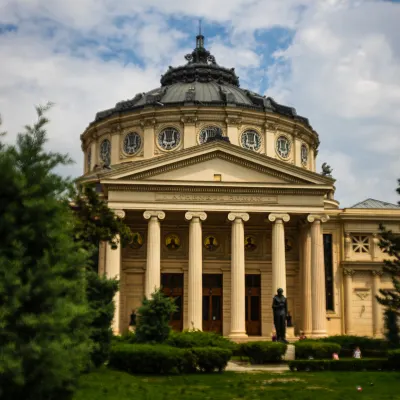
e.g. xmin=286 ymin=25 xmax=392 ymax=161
xmin=226 ymin=361 xmax=289 ymax=373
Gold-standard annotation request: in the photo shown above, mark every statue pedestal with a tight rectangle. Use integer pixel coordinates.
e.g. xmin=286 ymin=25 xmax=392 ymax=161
xmin=286 ymin=327 xmax=295 ymax=339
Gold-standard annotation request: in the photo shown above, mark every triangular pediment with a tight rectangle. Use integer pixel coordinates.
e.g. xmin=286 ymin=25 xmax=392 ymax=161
xmin=87 ymin=141 xmax=334 ymax=188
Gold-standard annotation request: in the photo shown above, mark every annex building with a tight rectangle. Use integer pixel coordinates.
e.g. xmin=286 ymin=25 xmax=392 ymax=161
xmin=79 ymin=33 xmax=400 ymax=339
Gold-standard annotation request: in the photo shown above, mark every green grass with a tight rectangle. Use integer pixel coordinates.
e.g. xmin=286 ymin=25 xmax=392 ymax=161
xmin=74 ymin=367 xmax=400 ymax=400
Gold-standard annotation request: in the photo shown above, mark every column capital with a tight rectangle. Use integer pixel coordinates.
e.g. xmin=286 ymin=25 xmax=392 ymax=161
xmin=371 ymin=270 xmax=384 ymax=277
xmin=228 ymin=212 xmax=250 ymax=222
xmin=185 ymin=211 xmax=207 ymax=221
xmin=143 ymin=210 xmax=166 ymax=220
xmin=307 ymin=214 xmax=329 ymax=223
xmin=268 ymin=213 xmax=290 ymax=223
xmin=113 ymin=209 xmax=125 ymax=219
xmin=343 ymin=268 xmax=356 ymax=277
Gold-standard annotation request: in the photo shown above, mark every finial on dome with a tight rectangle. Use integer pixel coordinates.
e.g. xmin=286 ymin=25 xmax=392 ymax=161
xmin=196 ymin=19 xmax=204 ymax=49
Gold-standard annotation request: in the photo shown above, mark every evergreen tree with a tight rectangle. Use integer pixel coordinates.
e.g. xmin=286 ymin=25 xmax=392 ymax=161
xmin=70 ymin=185 xmax=133 ymax=366
xmin=376 ymin=178 xmax=400 ymax=346
xmin=0 ymin=105 xmax=92 ymax=400
xmin=135 ymin=289 xmax=177 ymax=343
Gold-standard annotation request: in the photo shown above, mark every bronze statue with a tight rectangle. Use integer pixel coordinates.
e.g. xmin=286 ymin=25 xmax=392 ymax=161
xmin=321 ymin=162 xmax=333 ymax=177
xmin=272 ymin=288 xmax=288 ymax=343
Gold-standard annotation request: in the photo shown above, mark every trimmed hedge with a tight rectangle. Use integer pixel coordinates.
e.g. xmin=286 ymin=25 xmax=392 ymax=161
xmin=289 ymin=358 xmax=393 ymax=372
xmin=166 ymin=330 xmax=237 ymax=351
xmin=388 ymin=349 xmax=400 ymax=368
xmin=109 ymin=343 xmax=232 ymax=374
xmin=240 ymin=342 xmax=287 ymax=364
xmin=294 ymin=341 xmax=341 ymax=360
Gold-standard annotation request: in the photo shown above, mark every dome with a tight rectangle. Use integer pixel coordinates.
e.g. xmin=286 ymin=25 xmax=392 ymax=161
xmin=93 ymin=34 xmax=311 ymax=129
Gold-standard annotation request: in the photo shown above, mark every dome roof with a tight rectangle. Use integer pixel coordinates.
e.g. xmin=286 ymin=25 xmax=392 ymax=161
xmin=93 ymin=34 xmax=311 ymax=129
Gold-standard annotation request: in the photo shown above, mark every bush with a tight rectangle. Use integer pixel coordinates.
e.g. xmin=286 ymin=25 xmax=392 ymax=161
xmin=289 ymin=359 xmax=391 ymax=371
xmin=109 ymin=344 xmax=232 ymax=374
xmin=294 ymin=341 xmax=341 ymax=359
xmin=109 ymin=344 xmax=193 ymax=374
xmin=114 ymin=331 xmax=137 ymax=344
xmin=388 ymin=349 xmax=400 ymax=368
xmin=166 ymin=330 xmax=237 ymax=351
xmin=240 ymin=342 xmax=287 ymax=364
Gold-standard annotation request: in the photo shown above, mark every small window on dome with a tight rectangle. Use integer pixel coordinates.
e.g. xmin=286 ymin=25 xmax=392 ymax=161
xmin=241 ymin=130 xmax=261 ymax=152
xmin=301 ymin=144 xmax=308 ymax=166
xmin=276 ymin=136 xmax=291 ymax=159
xmin=157 ymin=127 xmax=181 ymax=150
xmin=123 ymin=132 xmax=142 ymax=155
xmin=100 ymin=139 xmax=111 ymax=165
xmin=199 ymin=126 xmax=222 ymax=144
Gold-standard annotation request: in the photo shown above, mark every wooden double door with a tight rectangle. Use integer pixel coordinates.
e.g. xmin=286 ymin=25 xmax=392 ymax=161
xmin=161 ymin=273 xmax=183 ymax=331
xmin=245 ymin=274 xmax=261 ymax=336
xmin=202 ymin=274 xmax=223 ymax=334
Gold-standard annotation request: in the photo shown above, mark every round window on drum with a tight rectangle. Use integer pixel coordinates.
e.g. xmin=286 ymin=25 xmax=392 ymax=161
xmin=276 ymin=136 xmax=291 ymax=159
xmin=100 ymin=139 xmax=111 ymax=165
xmin=157 ymin=127 xmax=181 ymax=150
xmin=123 ymin=132 xmax=142 ymax=155
xmin=241 ymin=130 xmax=261 ymax=151
xmin=199 ymin=126 xmax=223 ymax=144
xmin=301 ymin=144 xmax=308 ymax=166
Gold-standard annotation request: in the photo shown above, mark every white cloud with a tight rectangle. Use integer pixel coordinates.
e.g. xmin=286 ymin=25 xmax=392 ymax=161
xmin=1 ymin=0 xmax=400 ymax=206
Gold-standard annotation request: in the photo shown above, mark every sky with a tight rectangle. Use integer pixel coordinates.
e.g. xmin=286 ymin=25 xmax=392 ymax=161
xmin=1 ymin=0 xmax=400 ymax=207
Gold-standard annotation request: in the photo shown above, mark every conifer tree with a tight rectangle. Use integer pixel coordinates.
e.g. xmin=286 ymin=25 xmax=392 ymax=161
xmin=376 ymin=179 xmax=400 ymax=346
xmin=0 ymin=105 xmax=92 ymax=399
xmin=70 ymin=185 xmax=133 ymax=366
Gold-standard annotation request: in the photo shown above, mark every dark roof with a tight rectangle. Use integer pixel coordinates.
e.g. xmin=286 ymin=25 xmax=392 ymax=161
xmin=350 ymin=198 xmax=400 ymax=209
xmin=92 ymin=34 xmax=312 ymax=129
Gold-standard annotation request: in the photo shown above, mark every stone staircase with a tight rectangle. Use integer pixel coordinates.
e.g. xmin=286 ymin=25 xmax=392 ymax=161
xmin=283 ymin=344 xmax=295 ymax=361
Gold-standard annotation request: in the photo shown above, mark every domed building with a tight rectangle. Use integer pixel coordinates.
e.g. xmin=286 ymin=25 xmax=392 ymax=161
xmin=79 ymin=33 xmax=400 ymax=339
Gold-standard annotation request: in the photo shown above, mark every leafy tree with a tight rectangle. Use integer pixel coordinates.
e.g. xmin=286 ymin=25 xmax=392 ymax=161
xmin=0 ymin=104 xmax=92 ymax=400
xmin=70 ymin=185 xmax=133 ymax=367
xmin=135 ymin=289 xmax=177 ymax=343
xmin=376 ymin=178 xmax=400 ymax=346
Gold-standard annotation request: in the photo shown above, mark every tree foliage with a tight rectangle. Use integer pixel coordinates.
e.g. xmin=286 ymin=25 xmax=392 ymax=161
xmin=135 ymin=289 xmax=177 ymax=344
xmin=0 ymin=105 xmax=92 ymax=399
xmin=70 ymin=185 xmax=133 ymax=367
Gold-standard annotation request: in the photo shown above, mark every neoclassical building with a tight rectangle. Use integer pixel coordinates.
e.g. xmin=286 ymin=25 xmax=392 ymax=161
xmin=79 ymin=33 xmax=400 ymax=339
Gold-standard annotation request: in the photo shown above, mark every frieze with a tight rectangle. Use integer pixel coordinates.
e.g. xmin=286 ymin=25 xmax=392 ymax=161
xmin=156 ymin=193 xmax=278 ymax=204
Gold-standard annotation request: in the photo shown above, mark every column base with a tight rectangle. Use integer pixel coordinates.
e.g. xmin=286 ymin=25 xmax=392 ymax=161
xmin=228 ymin=331 xmax=248 ymax=339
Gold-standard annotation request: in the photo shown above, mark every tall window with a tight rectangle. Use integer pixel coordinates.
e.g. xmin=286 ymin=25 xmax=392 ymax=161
xmin=323 ymin=234 xmax=334 ymax=311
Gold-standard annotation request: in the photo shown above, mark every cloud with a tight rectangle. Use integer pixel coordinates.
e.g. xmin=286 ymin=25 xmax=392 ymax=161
xmin=1 ymin=0 xmax=400 ymax=206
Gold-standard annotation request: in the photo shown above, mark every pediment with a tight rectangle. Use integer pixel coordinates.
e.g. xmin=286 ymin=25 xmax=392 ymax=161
xmin=95 ymin=142 xmax=334 ymax=187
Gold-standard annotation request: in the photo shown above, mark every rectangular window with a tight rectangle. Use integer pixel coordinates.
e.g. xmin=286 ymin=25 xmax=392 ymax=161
xmin=323 ymin=234 xmax=334 ymax=311
xmin=214 ymin=174 xmax=222 ymax=182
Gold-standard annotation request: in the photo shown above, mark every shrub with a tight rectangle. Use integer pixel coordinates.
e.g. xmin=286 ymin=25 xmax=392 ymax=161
xmin=166 ymin=330 xmax=237 ymax=351
xmin=109 ymin=344 xmax=193 ymax=374
xmin=387 ymin=349 xmax=400 ymax=368
xmin=289 ymin=359 xmax=391 ymax=372
xmin=191 ymin=347 xmax=232 ymax=372
xmin=109 ymin=344 xmax=232 ymax=374
xmin=294 ymin=341 xmax=341 ymax=359
xmin=240 ymin=342 xmax=287 ymax=364
xmin=135 ymin=289 xmax=177 ymax=344
xmin=114 ymin=331 xmax=137 ymax=344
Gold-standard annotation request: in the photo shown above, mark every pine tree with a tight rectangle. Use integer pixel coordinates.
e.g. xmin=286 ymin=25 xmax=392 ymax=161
xmin=376 ymin=178 xmax=400 ymax=346
xmin=135 ymin=289 xmax=177 ymax=344
xmin=70 ymin=185 xmax=133 ymax=366
xmin=0 ymin=104 xmax=92 ymax=399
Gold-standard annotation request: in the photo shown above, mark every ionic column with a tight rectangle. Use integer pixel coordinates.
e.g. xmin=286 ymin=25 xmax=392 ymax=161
xmin=371 ymin=270 xmax=384 ymax=337
xmin=143 ymin=210 xmax=165 ymax=298
xmin=300 ymin=222 xmax=312 ymax=335
xmin=105 ymin=209 xmax=125 ymax=335
xmin=268 ymin=213 xmax=290 ymax=296
xmin=185 ymin=211 xmax=207 ymax=331
xmin=307 ymin=214 xmax=329 ymax=337
xmin=228 ymin=212 xmax=249 ymax=338
xmin=343 ymin=268 xmax=355 ymax=335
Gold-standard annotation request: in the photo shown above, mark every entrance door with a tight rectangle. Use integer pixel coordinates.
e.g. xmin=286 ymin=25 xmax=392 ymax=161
xmin=202 ymin=274 xmax=223 ymax=333
xmin=161 ymin=273 xmax=183 ymax=331
xmin=245 ymin=274 xmax=261 ymax=336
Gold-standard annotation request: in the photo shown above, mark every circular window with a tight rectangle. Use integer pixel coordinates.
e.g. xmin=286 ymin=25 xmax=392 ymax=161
xmin=123 ymin=132 xmax=142 ymax=155
xmin=241 ymin=130 xmax=261 ymax=152
xmin=276 ymin=136 xmax=291 ymax=159
xmin=301 ymin=144 xmax=308 ymax=166
xmin=199 ymin=126 xmax=223 ymax=144
xmin=100 ymin=139 xmax=111 ymax=165
xmin=158 ymin=127 xmax=181 ymax=150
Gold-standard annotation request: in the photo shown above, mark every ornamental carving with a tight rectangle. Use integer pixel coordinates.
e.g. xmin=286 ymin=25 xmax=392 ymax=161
xmin=244 ymin=235 xmax=257 ymax=252
xmin=307 ymin=214 xmax=329 ymax=223
xmin=114 ymin=209 xmax=125 ymax=219
xmin=165 ymin=233 xmax=181 ymax=251
xmin=130 ymin=232 xmax=144 ymax=250
xmin=343 ymin=268 xmax=355 ymax=277
xmin=268 ymin=213 xmax=290 ymax=223
xmin=371 ymin=270 xmax=384 ymax=277
xmin=185 ymin=211 xmax=207 ymax=221
xmin=181 ymin=116 xmax=198 ymax=124
xmin=204 ymin=235 xmax=219 ymax=251
xmin=226 ymin=117 xmax=242 ymax=126
xmin=141 ymin=118 xmax=157 ymax=127
xmin=143 ymin=210 xmax=166 ymax=220
xmin=355 ymin=289 xmax=370 ymax=300
xmin=228 ymin=212 xmax=250 ymax=222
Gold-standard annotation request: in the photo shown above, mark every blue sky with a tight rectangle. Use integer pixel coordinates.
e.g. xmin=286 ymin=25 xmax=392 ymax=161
xmin=1 ymin=0 xmax=400 ymax=207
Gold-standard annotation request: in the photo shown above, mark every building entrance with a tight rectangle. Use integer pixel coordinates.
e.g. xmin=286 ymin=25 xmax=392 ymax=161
xmin=245 ymin=274 xmax=261 ymax=336
xmin=202 ymin=274 xmax=223 ymax=333
xmin=161 ymin=273 xmax=183 ymax=331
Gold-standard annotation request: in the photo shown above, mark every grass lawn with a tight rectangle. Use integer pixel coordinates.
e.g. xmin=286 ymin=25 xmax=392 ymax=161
xmin=74 ymin=367 xmax=400 ymax=400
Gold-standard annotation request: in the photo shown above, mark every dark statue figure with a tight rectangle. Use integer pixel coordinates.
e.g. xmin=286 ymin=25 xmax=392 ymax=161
xmin=321 ymin=162 xmax=333 ymax=177
xmin=272 ymin=288 xmax=288 ymax=343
